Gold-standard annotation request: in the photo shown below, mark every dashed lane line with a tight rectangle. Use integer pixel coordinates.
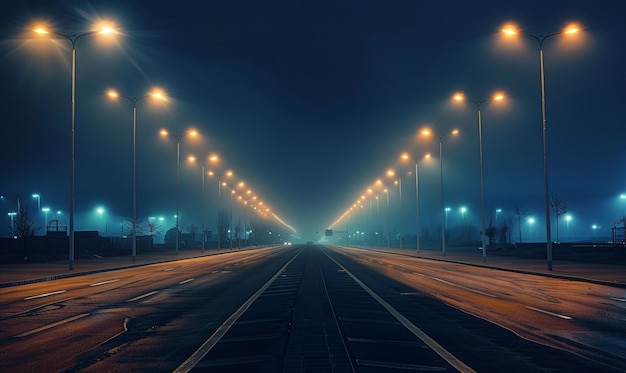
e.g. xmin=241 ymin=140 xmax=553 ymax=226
xmin=24 ymin=290 xmax=67 ymax=300
xmin=90 ymin=279 xmax=120 ymax=287
xmin=525 ymin=306 xmax=572 ymax=320
xmin=15 ymin=313 xmax=90 ymax=338
xmin=126 ymin=291 xmax=159 ymax=303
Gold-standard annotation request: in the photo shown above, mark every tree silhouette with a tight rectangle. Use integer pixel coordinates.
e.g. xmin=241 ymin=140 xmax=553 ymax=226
xmin=14 ymin=207 xmax=40 ymax=238
xmin=551 ymin=194 xmax=569 ymax=243
xmin=515 ymin=206 xmax=527 ymax=243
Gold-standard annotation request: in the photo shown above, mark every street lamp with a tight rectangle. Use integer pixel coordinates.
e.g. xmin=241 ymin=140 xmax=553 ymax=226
xmin=454 ymin=92 xmax=505 ymax=262
xmin=502 ymin=22 xmax=581 ymax=271
xmin=32 ymin=194 xmax=41 ymax=225
xmin=96 ymin=206 xmax=107 ymax=236
xmin=189 ymin=154 xmax=219 ymax=253
xmin=401 ymin=152 xmax=430 ymax=253
xmin=32 ymin=194 xmax=41 ymax=234
xmin=565 ymin=214 xmax=572 ymax=240
xmin=160 ymin=128 xmax=199 ymax=255
xmin=108 ymin=88 xmax=166 ymax=262
xmin=8 ymin=212 xmax=17 ymax=236
xmin=495 ymin=208 xmax=502 ymax=227
xmin=460 ymin=206 xmax=467 ymax=225
xmin=592 ymin=224 xmax=600 ymax=243
xmin=33 ymin=23 xmax=118 ymax=270
xmin=445 ymin=207 xmax=451 ymax=229
xmin=375 ymin=179 xmax=391 ymax=248
xmin=230 ymin=189 xmax=236 ymax=249
xmin=42 ymin=207 xmax=50 ymax=233
xmin=386 ymin=169 xmax=402 ymax=249
xmin=210 ymin=170 xmax=233 ymax=251
xmin=422 ymin=128 xmax=459 ymax=256
xmin=528 ymin=217 xmax=535 ymax=240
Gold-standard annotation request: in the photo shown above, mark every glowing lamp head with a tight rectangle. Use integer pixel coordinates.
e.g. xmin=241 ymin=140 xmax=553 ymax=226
xmin=99 ymin=26 xmax=115 ymax=35
xmin=453 ymin=93 xmax=465 ymax=101
xmin=33 ymin=27 xmax=49 ymax=35
xmin=150 ymin=89 xmax=166 ymax=101
xmin=564 ymin=24 xmax=580 ymax=34
xmin=501 ymin=24 xmax=518 ymax=36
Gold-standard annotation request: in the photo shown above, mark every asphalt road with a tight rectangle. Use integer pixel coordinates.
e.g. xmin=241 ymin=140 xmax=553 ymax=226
xmin=1 ymin=244 xmax=625 ymax=372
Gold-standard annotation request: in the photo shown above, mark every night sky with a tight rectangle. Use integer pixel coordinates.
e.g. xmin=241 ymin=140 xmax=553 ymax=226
xmin=1 ymin=1 xmax=624 ymax=243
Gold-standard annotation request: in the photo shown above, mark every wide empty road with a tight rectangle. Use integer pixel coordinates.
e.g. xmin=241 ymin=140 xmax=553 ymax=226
xmin=1 ymin=244 xmax=624 ymax=372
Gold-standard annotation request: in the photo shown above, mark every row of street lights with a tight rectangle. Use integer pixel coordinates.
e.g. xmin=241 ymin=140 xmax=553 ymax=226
xmin=29 ymin=22 xmax=296 ymax=269
xmin=330 ymin=22 xmax=582 ymax=271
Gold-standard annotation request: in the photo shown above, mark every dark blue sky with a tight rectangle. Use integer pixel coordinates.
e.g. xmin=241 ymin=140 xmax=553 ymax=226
xmin=1 ymin=1 xmax=624 ymax=242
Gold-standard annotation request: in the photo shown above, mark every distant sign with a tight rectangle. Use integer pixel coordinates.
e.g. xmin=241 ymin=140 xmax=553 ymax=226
xmin=325 ymin=229 xmax=333 ymax=236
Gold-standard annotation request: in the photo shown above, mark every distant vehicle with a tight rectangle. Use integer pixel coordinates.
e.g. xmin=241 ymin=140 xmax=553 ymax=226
xmin=306 ymin=241 xmax=314 ymax=245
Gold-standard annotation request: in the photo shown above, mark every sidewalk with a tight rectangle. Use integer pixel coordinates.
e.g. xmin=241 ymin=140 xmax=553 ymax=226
xmin=0 ymin=248 xmax=224 ymax=287
xmin=370 ymin=247 xmax=626 ymax=288
xmin=1 ymin=246 xmax=625 ymax=288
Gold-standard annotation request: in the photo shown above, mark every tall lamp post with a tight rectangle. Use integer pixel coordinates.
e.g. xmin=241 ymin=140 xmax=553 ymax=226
xmin=108 ymin=89 xmax=166 ymax=262
xmin=42 ymin=207 xmax=50 ymax=233
xmin=386 ymin=170 xmax=403 ymax=249
xmin=502 ymin=23 xmax=581 ymax=271
xmin=33 ymin=24 xmax=117 ymax=270
xmin=376 ymin=179 xmax=391 ymax=248
xmin=423 ymin=128 xmax=458 ymax=256
xmin=210 ymin=170 xmax=234 ymax=251
xmin=189 ymin=154 xmax=219 ymax=253
xmin=160 ymin=128 xmax=198 ymax=255
xmin=401 ymin=152 xmax=430 ymax=253
xmin=8 ymin=212 xmax=17 ymax=235
xmin=454 ymin=92 xmax=505 ymax=262
xmin=32 ymin=194 xmax=41 ymax=230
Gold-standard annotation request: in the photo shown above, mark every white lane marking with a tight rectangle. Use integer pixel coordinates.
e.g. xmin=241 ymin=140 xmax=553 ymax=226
xmin=90 ymin=279 xmax=120 ymax=287
xmin=525 ymin=306 xmax=572 ymax=320
xmin=24 ymin=290 xmax=67 ymax=300
xmin=126 ymin=291 xmax=159 ymax=303
xmin=179 ymin=278 xmax=194 ymax=285
xmin=211 ymin=270 xmax=219 ymax=274
xmin=430 ymin=277 xmax=498 ymax=298
xmin=174 ymin=250 xmax=303 ymax=373
xmin=164 ymin=268 xmax=175 ymax=271
xmin=325 ymin=252 xmax=477 ymax=373
xmin=15 ymin=313 xmax=90 ymax=338
xmin=610 ymin=297 xmax=626 ymax=302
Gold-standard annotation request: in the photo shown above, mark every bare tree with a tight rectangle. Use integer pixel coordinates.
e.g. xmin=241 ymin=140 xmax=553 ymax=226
xmin=514 ymin=206 xmax=527 ymax=243
xmin=502 ymin=219 xmax=511 ymax=245
xmin=189 ymin=224 xmax=199 ymax=243
xmin=145 ymin=219 xmax=162 ymax=244
xmin=14 ymin=207 xmax=40 ymax=237
xmin=551 ymin=194 xmax=569 ymax=243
